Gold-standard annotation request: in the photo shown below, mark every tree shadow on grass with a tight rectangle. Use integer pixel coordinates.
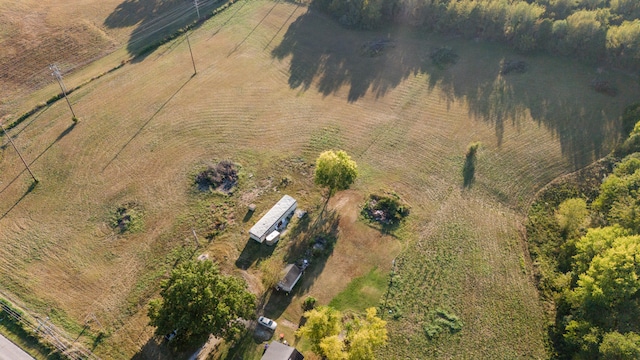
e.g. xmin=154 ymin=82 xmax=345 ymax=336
xmin=104 ymin=0 xmax=229 ymax=61
xmin=272 ymin=10 xmax=639 ymax=169
xmin=220 ymin=327 xmax=262 ymax=360
xmin=235 ymin=239 xmax=276 ymax=270
xmin=131 ymin=335 xmax=204 ymax=360
xmin=462 ymin=156 xmax=475 ymax=188
xmin=257 ymin=210 xmax=338 ymax=319
xmin=272 ymin=10 xmax=429 ymax=103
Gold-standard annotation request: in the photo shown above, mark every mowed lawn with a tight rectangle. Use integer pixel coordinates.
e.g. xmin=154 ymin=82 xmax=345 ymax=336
xmin=1 ymin=0 xmax=639 ymax=358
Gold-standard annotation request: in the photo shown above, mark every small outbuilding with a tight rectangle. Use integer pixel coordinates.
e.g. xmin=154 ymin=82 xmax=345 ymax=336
xmin=261 ymin=341 xmax=304 ymax=360
xmin=249 ymin=195 xmax=297 ymax=244
xmin=276 ymin=260 xmax=308 ymax=293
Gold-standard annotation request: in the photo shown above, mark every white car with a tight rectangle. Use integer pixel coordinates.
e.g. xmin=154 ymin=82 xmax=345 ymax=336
xmin=258 ymin=316 xmax=277 ymax=330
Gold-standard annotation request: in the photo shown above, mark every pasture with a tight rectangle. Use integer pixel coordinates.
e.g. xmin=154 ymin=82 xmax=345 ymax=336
xmin=1 ymin=0 xmax=639 ymax=358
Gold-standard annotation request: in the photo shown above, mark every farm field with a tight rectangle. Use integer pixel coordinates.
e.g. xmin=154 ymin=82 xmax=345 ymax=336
xmin=1 ymin=0 xmax=639 ymax=358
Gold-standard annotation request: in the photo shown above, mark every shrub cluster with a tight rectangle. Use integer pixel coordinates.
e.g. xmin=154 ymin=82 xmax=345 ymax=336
xmin=430 ymin=46 xmax=458 ymax=68
xmin=361 ymin=193 xmax=410 ymax=228
xmin=423 ymin=308 xmax=463 ymax=340
xmin=195 ymin=160 xmax=238 ymax=192
xmin=590 ymin=78 xmax=618 ymax=96
xmin=110 ymin=203 xmax=144 ymax=234
xmin=499 ymin=59 xmax=528 ymax=75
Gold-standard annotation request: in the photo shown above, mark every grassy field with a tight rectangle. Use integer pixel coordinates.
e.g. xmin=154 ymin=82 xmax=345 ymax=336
xmin=1 ymin=0 xmax=639 ymax=358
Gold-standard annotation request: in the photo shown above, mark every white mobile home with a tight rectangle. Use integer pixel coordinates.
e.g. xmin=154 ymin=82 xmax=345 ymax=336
xmin=249 ymin=195 xmax=297 ymax=244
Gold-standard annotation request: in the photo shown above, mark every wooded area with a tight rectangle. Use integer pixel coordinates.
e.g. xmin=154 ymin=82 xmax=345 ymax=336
xmin=527 ymin=110 xmax=640 ymax=359
xmin=311 ymin=0 xmax=640 ymax=71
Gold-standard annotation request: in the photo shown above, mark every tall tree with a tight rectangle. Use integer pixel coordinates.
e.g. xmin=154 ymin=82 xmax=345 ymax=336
xmin=314 ymin=150 xmax=358 ymax=203
xmin=148 ymin=260 xmax=256 ymax=344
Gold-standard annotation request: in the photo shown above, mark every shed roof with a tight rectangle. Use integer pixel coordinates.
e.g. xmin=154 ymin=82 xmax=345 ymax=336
xmin=278 ymin=264 xmax=303 ymax=290
xmin=249 ymin=195 xmax=296 ymax=239
xmin=261 ymin=341 xmax=304 ymax=360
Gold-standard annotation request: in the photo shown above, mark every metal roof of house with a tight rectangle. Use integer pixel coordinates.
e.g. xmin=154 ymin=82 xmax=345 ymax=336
xmin=249 ymin=195 xmax=296 ymax=239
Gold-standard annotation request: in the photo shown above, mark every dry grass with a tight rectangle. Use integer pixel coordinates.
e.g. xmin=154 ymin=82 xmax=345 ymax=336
xmin=1 ymin=0 xmax=639 ymax=358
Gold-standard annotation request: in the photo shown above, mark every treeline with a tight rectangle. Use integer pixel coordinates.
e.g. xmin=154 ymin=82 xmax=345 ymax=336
xmin=310 ymin=0 xmax=640 ymax=70
xmin=527 ymin=107 xmax=640 ymax=359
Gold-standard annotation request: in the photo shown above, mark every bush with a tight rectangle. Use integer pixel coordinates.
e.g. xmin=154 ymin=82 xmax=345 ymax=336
xmin=590 ymin=79 xmax=618 ymax=96
xmin=110 ymin=203 xmax=143 ymax=233
xmin=303 ymin=296 xmax=318 ymax=311
xmin=430 ymin=47 xmax=459 ymax=69
xmin=500 ymin=60 xmax=528 ymax=75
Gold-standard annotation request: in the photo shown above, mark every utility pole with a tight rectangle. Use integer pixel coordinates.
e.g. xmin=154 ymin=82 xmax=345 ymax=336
xmin=49 ymin=64 xmax=76 ymax=119
xmin=194 ymin=0 xmax=201 ymax=19
xmin=186 ymin=33 xmax=197 ymax=75
xmin=1 ymin=122 xmax=37 ymax=183
xmin=191 ymin=229 xmax=200 ymax=248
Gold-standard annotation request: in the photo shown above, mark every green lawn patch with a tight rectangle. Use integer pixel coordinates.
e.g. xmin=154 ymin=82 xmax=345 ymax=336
xmin=329 ymin=267 xmax=387 ymax=312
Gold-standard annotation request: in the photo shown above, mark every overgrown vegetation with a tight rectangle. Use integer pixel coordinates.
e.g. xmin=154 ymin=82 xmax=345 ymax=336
xmin=195 ymin=160 xmax=239 ymax=192
xmin=500 ymin=59 xmax=528 ymax=75
xmin=311 ymin=0 xmax=640 ymax=71
xmin=590 ymin=78 xmax=618 ymax=96
xmin=361 ymin=193 xmax=410 ymax=230
xmin=423 ymin=308 xmax=464 ymax=340
xmin=526 ymin=120 xmax=640 ymax=359
xmin=110 ymin=203 xmax=144 ymax=234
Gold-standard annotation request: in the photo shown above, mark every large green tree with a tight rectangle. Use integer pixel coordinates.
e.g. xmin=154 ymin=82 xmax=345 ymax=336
xmin=556 ymin=197 xmax=589 ymax=238
xmin=571 ymin=235 xmax=640 ymax=309
xmin=600 ymin=331 xmax=640 ymax=359
xmin=148 ymin=260 xmax=256 ymax=344
xmin=314 ymin=150 xmax=358 ymax=201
